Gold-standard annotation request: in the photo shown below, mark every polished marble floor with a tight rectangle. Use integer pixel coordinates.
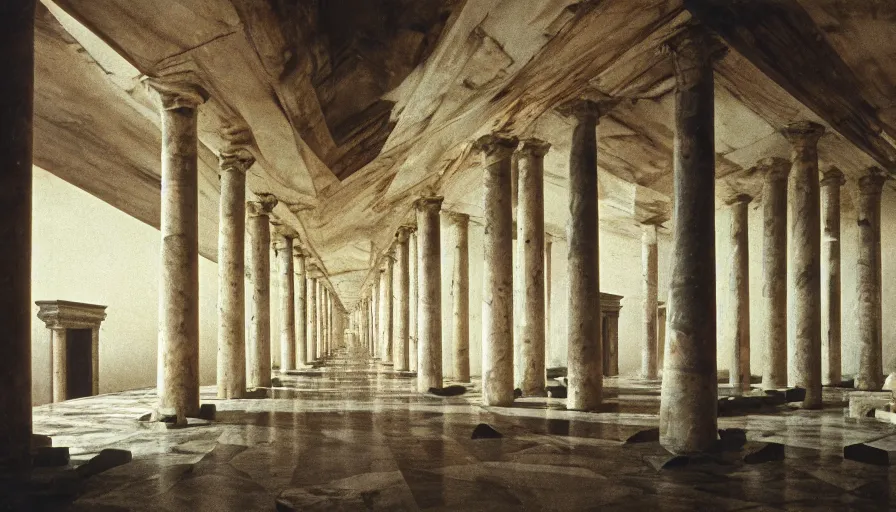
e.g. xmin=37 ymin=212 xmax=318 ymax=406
xmin=31 ymin=347 xmax=896 ymax=511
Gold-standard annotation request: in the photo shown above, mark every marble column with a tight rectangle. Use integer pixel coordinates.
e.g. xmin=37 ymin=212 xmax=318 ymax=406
xmin=395 ymin=227 xmax=413 ymax=371
xmin=641 ymin=223 xmax=659 ymax=380
xmin=216 ymin=148 xmax=253 ymax=399
xmin=821 ymin=168 xmax=845 ymax=386
xmin=51 ymin=327 xmax=67 ymax=403
xmin=294 ymin=249 xmax=308 ymax=366
xmin=783 ymin=121 xmax=825 ymax=408
xmin=759 ymin=157 xmax=791 ymax=389
xmin=557 ymin=98 xmax=614 ymax=412
xmin=307 ymin=273 xmax=318 ymax=362
xmin=379 ymin=252 xmax=394 ymax=364
xmin=372 ymin=273 xmax=380 ymax=358
xmin=545 ymin=234 xmax=553 ymax=367
xmin=448 ymin=212 xmax=471 ymax=382
xmin=727 ymin=195 xmax=752 ymax=392
xmin=360 ymin=297 xmax=369 ymax=354
xmin=659 ymin=27 xmax=721 ymax=454
xmin=274 ymin=232 xmax=296 ymax=371
xmin=247 ymin=195 xmax=277 ymax=388
xmin=326 ymin=290 xmax=333 ymax=356
xmin=856 ymin=167 xmax=887 ymax=390
xmin=518 ymin=139 xmax=550 ymax=396
xmin=409 ymin=231 xmax=419 ymax=372
xmin=150 ymin=80 xmax=207 ymax=421
xmin=0 ymin=0 xmax=34 ymax=479
xmin=476 ymin=134 xmax=518 ymax=406
xmin=316 ymin=280 xmax=325 ymax=358
xmin=416 ymin=196 xmax=444 ymax=392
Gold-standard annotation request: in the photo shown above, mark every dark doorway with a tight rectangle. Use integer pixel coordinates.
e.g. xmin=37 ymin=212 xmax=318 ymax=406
xmin=66 ymin=328 xmax=93 ymax=399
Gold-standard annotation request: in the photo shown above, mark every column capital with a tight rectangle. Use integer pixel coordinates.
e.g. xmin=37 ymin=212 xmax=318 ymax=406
xmin=473 ymin=134 xmax=518 ymax=165
xmin=293 ymin=245 xmax=307 ymax=258
xmin=517 ymin=138 xmax=551 ymax=158
xmin=756 ymin=157 xmax=791 ymax=183
xmin=414 ymin=196 xmax=444 ymax=212
xmin=781 ymin=121 xmax=825 ymax=148
xmin=144 ymin=78 xmax=208 ymax=111
xmin=820 ymin=167 xmax=846 ymax=187
xmin=555 ymin=97 xmax=618 ymax=122
xmin=725 ymin=193 xmax=754 ymax=206
xmin=219 ymin=148 xmax=255 ymax=174
xmin=858 ymin=167 xmax=888 ymax=195
xmin=445 ymin=211 xmax=470 ymax=226
xmin=247 ymin=194 xmax=278 ymax=217
xmin=661 ymin=23 xmax=728 ymax=65
xmin=395 ymin=225 xmax=415 ymax=242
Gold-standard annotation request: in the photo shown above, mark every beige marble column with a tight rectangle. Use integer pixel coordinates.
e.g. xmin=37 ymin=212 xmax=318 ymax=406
xmin=306 ymin=273 xmax=318 ymax=362
xmin=316 ymin=280 xmax=324 ymax=359
xmin=820 ymin=168 xmax=845 ymax=386
xmin=416 ymin=196 xmax=444 ymax=392
xmin=409 ymin=231 xmax=419 ymax=372
xmin=641 ymin=223 xmax=659 ymax=380
xmin=783 ymin=121 xmax=825 ymax=408
xmin=150 ymin=80 xmax=207 ymax=421
xmin=247 ymin=195 xmax=277 ymax=388
xmin=727 ymin=195 xmax=752 ymax=392
xmin=372 ymin=272 xmax=380 ymax=359
xmin=51 ymin=327 xmax=66 ymax=403
xmin=216 ymin=148 xmax=253 ymax=399
xmin=517 ymin=139 xmax=550 ymax=396
xmin=476 ymin=135 xmax=518 ymax=406
xmin=759 ymin=157 xmax=791 ymax=389
xmin=379 ymin=252 xmax=394 ymax=364
xmin=395 ymin=227 xmax=413 ymax=371
xmin=326 ymin=289 xmax=333 ymax=356
xmin=294 ymin=249 xmax=308 ymax=366
xmin=360 ymin=297 xmax=369 ymax=354
xmin=657 ymin=303 xmax=667 ymax=371
xmin=1 ymin=0 xmax=35 ymax=479
xmin=856 ymin=167 xmax=887 ymax=390
xmin=447 ymin=212 xmax=471 ymax=382
xmin=557 ymin=98 xmax=614 ymax=412
xmin=274 ymin=232 xmax=296 ymax=371
xmin=544 ymin=234 xmax=553 ymax=366
xmin=659 ymin=27 xmax=721 ymax=454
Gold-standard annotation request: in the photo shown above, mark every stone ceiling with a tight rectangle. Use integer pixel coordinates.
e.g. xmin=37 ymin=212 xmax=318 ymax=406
xmin=32 ymin=0 xmax=896 ymax=310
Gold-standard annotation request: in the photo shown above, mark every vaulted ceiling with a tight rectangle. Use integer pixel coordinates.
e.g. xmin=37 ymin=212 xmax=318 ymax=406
xmin=33 ymin=0 xmax=896 ymax=309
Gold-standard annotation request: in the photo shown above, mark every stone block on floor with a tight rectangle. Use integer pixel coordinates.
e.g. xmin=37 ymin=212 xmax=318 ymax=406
xmin=847 ymin=391 xmax=893 ymax=418
xmin=844 ymin=435 xmax=896 ymax=466
xmin=76 ymin=449 xmax=132 ymax=477
xmin=33 ymin=447 xmax=70 ymax=467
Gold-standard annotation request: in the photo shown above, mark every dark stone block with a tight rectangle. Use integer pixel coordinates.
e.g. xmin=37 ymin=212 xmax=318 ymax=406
xmin=428 ymin=385 xmax=467 ymax=397
xmin=546 ymin=367 xmax=567 ymax=379
xmin=513 ymin=388 xmax=523 ymax=398
xmin=471 ymin=423 xmax=503 ymax=439
xmin=546 ymin=386 xmax=567 ymax=398
xmin=33 ymin=447 xmax=69 ymax=467
xmin=742 ymin=442 xmax=785 ymax=464
xmin=785 ymin=387 xmax=806 ymax=402
xmin=31 ymin=434 xmax=52 ymax=450
xmin=271 ymin=377 xmax=283 ymax=387
xmin=76 ymin=449 xmax=132 ymax=477
xmin=841 ymin=378 xmax=855 ymax=389
xmin=844 ymin=441 xmax=896 ymax=466
xmin=716 ymin=428 xmax=748 ymax=451
xmin=625 ymin=428 xmax=659 ymax=444
xmin=198 ymin=404 xmax=216 ymax=421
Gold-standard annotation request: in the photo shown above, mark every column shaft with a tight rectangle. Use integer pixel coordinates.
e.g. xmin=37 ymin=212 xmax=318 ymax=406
xmin=379 ymin=257 xmax=394 ymax=363
xmin=307 ymin=276 xmax=317 ymax=361
xmin=760 ymin=158 xmax=790 ymax=389
xmin=295 ymin=252 xmax=307 ymax=366
xmin=276 ymin=235 xmax=296 ymax=371
xmin=545 ymin=236 xmax=553 ymax=368
xmin=416 ymin=197 xmax=444 ymax=392
xmin=409 ymin=232 xmax=419 ymax=372
xmin=856 ymin=168 xmax=886 ymax=390
xmin=51 ymin=327 xmax=67 ymax=403
xmin=449 ymin=214 xmax=470 ymax=382
xmin=247 ymin=196 xmax=276 ymax=388
xmin=727 ymin=196 xmax=752 ymax=392
xmin=821 ymin=169 xmax=844 ymax=386
xmin=641 ymin=224 xmax=659 ymax=379
xmin=395 ymin=228 xmax=412 ymax=371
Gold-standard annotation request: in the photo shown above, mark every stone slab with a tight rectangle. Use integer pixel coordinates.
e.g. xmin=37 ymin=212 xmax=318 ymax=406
xmin=847 ymin=391 xmax=893 ymax=418
xmin=844 ymin=434 xmax=896 ymax=466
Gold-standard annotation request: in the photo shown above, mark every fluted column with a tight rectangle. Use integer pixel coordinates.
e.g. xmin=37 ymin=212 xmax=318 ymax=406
xmin=274 ymin=231 xmax=296 ymax=371
xmin=783 ymin=121 xmax=825 ymax=408
xmin=856 ymin=167 xmax=887 ymax=390
xmin=416 ymin=196 xmax=444 ymax=392
xmin=821 ymin=168 xmax=845 ymax=386
xmin=247 ymin=195 xmax=277 ymax=388
xmin=294 ymin=249 xmax=308 ymax=366
xmin=517 ymin=139 xmax=550 ymax=396
xmin=307 ymin=272 xmax=318 ymax=362
xmin=409 ymin=231 xmax=419 ymax=371
xmin=476 ymin=135 xmax=518 ymax=406
xmin=759 ymin=157 xmax=791 ymax=389
xmin=447 ymin=213 xmax=471 ymax=382
xmin=379 ymin=252 xmax=394 ymax=364
xmin=659 ymin=27 xmax=722 ymax=454
xmin=727 ymin=195 xmax=752 ymax=392
xmin=216 ymin=147 xmax=253 ymax=399
xmin=395 ymin=227 xmax=413 ymax=371
xmin=150 ymin=80 xmax=207 ymax=421
xmin=641 ymin=223 xmax=659 ymax=380
xmin=557 ymin=98 xmax=615 ymax=411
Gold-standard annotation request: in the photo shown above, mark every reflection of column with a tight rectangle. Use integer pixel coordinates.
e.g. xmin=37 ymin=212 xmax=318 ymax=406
xmin=783 ymin=121 xmax=825 ymax=408
xmin=394 ymin=227 xmax=412 ymax=371
xmin=545 ymin=234 xmax=553 ymax=367
xmin=274 ymin=232 xmax=296 ymax=371
xmin=416 ymin=196 xmax=444 ymax=392
xmin=51 ymin=327 xmax=67 ymax=403
xmin=306 ymin=273 xmax=317 ymax=362
xmin=294 ymin=249 xmax=307 ymax=366
xmin=856 ymin=167 xmax=887 ymax=391
xmin=379 ymin=252 xmax=394 ymax=363
xmin=557 ymin=97 xmax=614 ymax=411
xmin=758 ymin=157 xmax=791 ymax=389
xmin=150 ymin=80 xmax=207 ymax=421
xmin=641 ymin=223 xmax=658 ymax=379
xmin=820 ymin=168 xmax=844 ymax=386
xmin=447 ymin=213 xmax=470 ymax=382
xmin=476 ymin=135 xmax=517 ymax=406
xmin=216 ymin=148 xmax=252 ymax=398
xmin=247 ymin=195 xmax=277 ymax=388
xmin=659 ymin=27 xmax=721 ymax=454
xmin=409 ymin=231 xmax=419 ymax=372
xmin=726 ymin=195 xmax=752 ymax=392
xmin=518 ymin=139 xmax=549 ymax=396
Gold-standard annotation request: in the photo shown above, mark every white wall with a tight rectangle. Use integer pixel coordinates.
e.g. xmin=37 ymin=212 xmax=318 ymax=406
xmin=31 ymin=166 xmax=219 ymax=405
